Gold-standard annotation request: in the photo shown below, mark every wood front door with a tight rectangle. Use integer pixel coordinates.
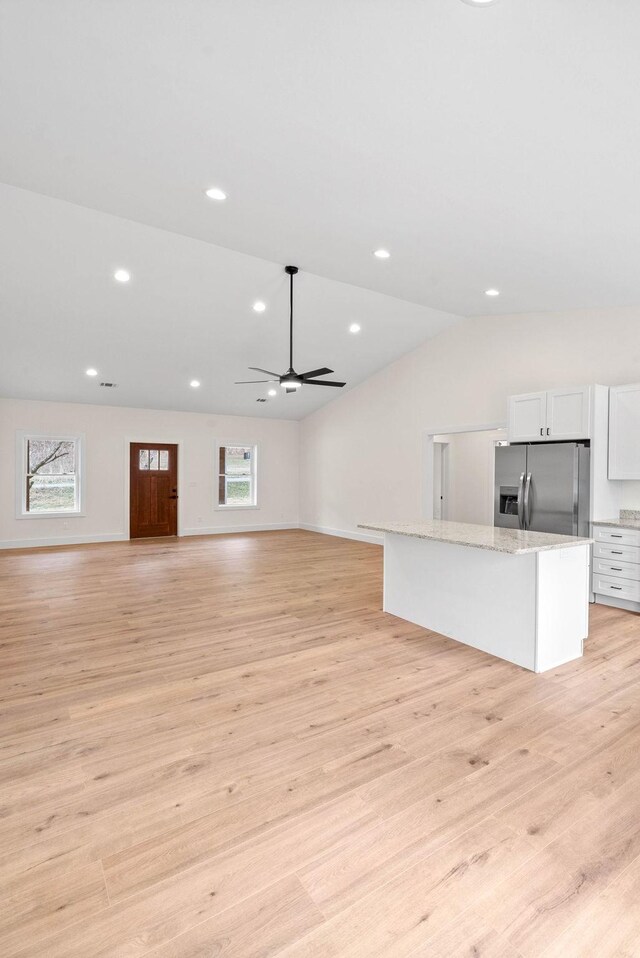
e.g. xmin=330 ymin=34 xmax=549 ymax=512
xmin=129 ymin=443 xmax=178 ymax=538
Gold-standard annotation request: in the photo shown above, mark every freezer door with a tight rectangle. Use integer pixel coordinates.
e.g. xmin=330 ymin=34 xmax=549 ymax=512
xmin=525 ymin=443 xmax=581 ymax=536
xmin=494 ymin=445 xmax=527 ymax=529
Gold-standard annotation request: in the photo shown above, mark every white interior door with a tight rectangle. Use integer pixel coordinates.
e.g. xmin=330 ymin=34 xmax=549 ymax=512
xmin=433 ymin=441 xmax=449 ymax=519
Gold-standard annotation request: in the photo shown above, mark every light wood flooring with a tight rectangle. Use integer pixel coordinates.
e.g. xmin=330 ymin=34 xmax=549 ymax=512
xmin=2 ymin=529 xmax=640 ymax=957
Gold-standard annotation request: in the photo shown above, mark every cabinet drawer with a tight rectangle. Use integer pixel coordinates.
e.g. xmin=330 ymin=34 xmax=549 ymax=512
xmin=592 ymin=573 xmax=640 ymax=602
xmin=593 ymin=526 xmax=640 ymax=548
xmin=593 ymin=557 xmax=640 ymax=581
xmin=594 ymin=542 xmax=640 ymax=563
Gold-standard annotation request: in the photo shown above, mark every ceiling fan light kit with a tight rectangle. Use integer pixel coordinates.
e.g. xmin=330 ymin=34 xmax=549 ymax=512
xmin=235 ymin=265 xmax=346 ymax=395
xmin=280 ymin=373 xmax=302 ymax=390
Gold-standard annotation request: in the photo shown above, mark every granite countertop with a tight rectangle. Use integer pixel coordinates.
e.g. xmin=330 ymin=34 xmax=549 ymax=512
xmin=358 ymin=519 xmax=593 ymax=555
xmin=592 ymin=510 xmax=640 ymax=531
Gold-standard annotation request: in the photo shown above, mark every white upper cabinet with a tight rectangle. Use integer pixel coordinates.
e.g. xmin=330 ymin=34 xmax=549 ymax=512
xmin=508 ymin=391 xmax=548 ymax=442
xmin=609 ymin=383 xmax=640 ymax=479
xmin=508 ymin=386 xmax=591 ymax=442
xmin=546 ymin=386 xmax=591 ymax=440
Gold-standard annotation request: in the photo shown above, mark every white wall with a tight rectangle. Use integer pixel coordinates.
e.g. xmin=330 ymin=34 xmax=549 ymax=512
xmin=620 ymin=482 xmax=640 ymax=510
xmin=300 ymin=307 xmax=640 ymax=538
xmin=0 ymin=398 xmax=299 ymax=548
xmin=435 ymin=430 xmax=505 ymax=526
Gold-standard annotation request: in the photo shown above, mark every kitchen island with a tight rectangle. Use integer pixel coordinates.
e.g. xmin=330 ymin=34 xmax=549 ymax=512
xmin=359 ymin=520 xmax=592 ymax=673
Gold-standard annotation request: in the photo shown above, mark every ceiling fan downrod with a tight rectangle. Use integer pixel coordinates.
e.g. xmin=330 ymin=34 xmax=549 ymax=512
xmin=284 ymin=264 xmax=298 ymax=375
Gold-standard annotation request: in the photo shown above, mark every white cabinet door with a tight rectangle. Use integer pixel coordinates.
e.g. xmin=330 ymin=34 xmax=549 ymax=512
xmin=508 ymin=392 xmax=547 ymax=442
xmin=609 ymin=383 xmax=640 ymax=479
xmin=547 ymin=386 xmax=591 ymax=440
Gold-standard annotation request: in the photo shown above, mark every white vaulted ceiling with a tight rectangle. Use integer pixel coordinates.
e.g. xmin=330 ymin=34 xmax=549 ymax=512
xmin=0 ymin=184 xmax=457 ymax=418
xmin=1 ymin=0 xmax=639 ymax=416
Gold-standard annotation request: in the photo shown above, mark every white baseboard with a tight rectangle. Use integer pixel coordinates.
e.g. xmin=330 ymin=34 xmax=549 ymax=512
xmin=0 ymin=524 xmax=298 ymax=550
xmin=181 ymin=522 xmax=299 ymax=537
xmin=0 ymin=532 xmax=127 ymax=550
xmin=0 ymin=523 xmax=376 ymax=551
xmin=299 ymin=522 xmax=384 ymax=545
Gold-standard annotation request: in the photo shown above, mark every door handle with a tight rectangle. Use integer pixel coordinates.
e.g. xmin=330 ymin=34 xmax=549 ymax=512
xmin=517 ymin=472 xmax=526 ymax=530
xmin=168 ymin=495 xmax=178 ymax=500
xmin=523 ymin=472 xmax=532 ymax=530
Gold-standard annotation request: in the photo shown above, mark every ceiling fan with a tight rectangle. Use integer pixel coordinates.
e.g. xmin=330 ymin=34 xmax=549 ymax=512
xmin=235 ymin=265 xmax=346 ymax=394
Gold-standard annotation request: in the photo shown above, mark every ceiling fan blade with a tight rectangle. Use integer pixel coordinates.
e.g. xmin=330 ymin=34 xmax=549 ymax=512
xmin=235 ymin=380 xmax=276 ymax=384
xmin=303 ymin=379 xmax=346 ymax=387
xmin=300 ymin=367 xmax=333 ymax=379
xmin=249 ymin=366 xmax=281 ymax=378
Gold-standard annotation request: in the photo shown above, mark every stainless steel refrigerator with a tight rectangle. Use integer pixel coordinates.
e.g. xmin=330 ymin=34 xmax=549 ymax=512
xmin=494 ymin=442 xmax=590 ymax=536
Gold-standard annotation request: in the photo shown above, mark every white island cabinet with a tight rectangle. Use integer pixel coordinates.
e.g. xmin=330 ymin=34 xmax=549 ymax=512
xmin=359 ymin=520 xmax=592 ymax=673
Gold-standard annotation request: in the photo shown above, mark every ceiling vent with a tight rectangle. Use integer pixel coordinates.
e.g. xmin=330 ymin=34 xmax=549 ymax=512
xmin=100 ymin=382 xmax=118 ymax=388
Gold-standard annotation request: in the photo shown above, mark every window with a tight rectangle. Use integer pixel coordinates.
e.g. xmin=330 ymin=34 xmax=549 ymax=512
xmin=18 ymin=434 xmax=84 ymax=516
xmin=138 ymin=448 xmax=169 ymax=471
xmin=217 ymin=444 xmax=257 ymax=508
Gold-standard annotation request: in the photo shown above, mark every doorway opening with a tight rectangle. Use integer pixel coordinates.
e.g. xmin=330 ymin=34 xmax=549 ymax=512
xmin=432 ymin=429 xmax=506 ymax=525
xmin=129 ymin=442 xmax=178 ymax=538
xmin=423 ymin=422 xmax=507 ymax=524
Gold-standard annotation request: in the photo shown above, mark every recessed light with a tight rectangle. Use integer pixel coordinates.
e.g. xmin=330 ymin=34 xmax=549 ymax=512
xmin=268 ymin=389 xmax=277 ymax=397
xmin=349 ymin=323 xmax=361 ymax=334
xmin=461 ymin=0 xmax=499 ymax=6
xmin=253 ymin=301 xmax=266 ymax=313
xmin=205 ymin=187 xmax=227 ymax=201
xmin=485 ymin=288 xmax=500 ymax=297
xmin=190 ymin=380 xmax=200 ymax=388
xmin=113 ymin=269 xmax=130 ymax=283
xmin=373 ymin=249 xmax=390 ymax=259
xmin=86 ymin=367 xmax=98 ymax=376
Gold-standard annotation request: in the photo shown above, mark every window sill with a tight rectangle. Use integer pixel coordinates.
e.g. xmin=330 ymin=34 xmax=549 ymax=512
xmin=215 ymin=504 xmax=260 ymax=511
xmin=16 ymin=511 xmax=86 ymax=520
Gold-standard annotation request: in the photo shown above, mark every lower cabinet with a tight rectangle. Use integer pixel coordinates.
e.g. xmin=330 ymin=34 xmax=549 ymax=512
xmin=593 ymin=526 xmax=640 ymax=610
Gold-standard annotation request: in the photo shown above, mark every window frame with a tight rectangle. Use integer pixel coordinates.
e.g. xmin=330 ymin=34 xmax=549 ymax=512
xmin=16 ymin=432 xmax=86 ymax=519
xmin=215 ymin=440 xmax=259 ymax=511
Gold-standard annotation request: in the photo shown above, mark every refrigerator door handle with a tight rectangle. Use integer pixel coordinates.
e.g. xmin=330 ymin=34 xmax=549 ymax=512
xmin=523 ymin=472 xmax=532 ymax=530
xmin=517 ymin=472 xmax=526 ymax=530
